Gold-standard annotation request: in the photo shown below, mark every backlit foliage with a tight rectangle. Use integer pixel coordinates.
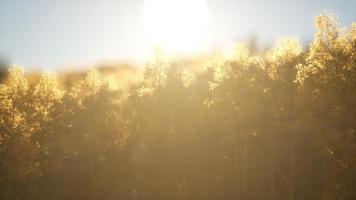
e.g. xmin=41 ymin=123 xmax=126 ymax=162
xmin=0 ymin=13 xmax=355 ymax=200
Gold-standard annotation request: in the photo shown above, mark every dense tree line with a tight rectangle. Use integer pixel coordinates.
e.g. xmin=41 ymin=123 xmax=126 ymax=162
xmin=0 ymin=13 xmax=355 ymax=200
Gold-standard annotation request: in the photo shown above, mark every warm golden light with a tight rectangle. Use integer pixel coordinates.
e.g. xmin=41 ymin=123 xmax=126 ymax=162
xmin=143 ymin=0 xmax=210 ymax=53
xmin=1 ymin=10 xmax=355 ymax=200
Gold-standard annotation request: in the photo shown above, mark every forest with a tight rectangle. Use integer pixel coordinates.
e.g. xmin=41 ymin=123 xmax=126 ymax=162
xmin=0 ymin=13 xmax=355 ymax=200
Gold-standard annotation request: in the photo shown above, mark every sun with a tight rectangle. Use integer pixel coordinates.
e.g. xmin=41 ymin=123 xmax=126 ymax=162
xmin=143 ymin=0 xmax=210 ymax=54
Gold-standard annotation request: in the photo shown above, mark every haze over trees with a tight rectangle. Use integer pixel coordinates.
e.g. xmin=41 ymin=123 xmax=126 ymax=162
xmin=0 ymin=13 xmax=355 ymax=200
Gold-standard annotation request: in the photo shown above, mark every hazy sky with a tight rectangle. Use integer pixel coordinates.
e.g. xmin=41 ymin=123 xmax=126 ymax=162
xmin=0 ymin=0 xmax=355 ymax=70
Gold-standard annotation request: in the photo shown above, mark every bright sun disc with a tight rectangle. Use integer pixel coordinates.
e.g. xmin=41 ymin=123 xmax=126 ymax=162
xmin=143 ymin=0 xmax=210 ymax=53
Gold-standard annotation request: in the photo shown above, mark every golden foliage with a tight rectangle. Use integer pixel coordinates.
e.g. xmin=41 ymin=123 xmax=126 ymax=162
xmin=0 ymin=12 xmax=355 ymax=200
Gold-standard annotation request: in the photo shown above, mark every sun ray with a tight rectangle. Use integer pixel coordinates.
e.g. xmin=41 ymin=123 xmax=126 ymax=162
xmin=143 ymin=0 xmax=210 ymax=54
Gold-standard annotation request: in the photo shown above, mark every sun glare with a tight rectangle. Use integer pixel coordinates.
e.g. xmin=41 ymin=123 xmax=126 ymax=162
xmin=143 ymin=0 xmax=210 ymax=54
